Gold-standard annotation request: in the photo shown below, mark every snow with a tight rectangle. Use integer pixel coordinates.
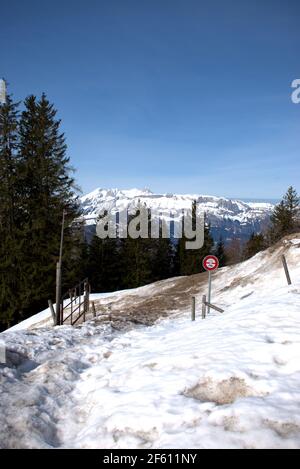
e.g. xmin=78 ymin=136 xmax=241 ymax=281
xmin=247 ymin=201 xmax=275 ymax=210
xmin=5 ymin=306 xmax=54 ymax=333
xmin=80 ymin=187 xmax=274 ymax=227
xmin=1 ymin=236 xmax=300 ymax=448
xmin=287 ymin=238 xmax=300 ymax=246
xmin=4 ymin=291 xmax=139 ymax=333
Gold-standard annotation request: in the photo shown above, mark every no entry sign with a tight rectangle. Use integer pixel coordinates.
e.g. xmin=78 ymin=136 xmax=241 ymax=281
xmin=202 ymin=255 xmax=219 ymax=272
xmin=202 ymin=255 xmax=219 ymax=315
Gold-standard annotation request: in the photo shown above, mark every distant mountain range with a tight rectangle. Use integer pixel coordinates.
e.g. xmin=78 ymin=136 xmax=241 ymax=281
xmin=80 ymin=188 xmax=274 ymax=244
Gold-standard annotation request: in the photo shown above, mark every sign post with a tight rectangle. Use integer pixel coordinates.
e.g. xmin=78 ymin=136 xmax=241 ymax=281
xmin=202 ymin=255 xmax=219 ymax=314
xmin=208 ymin=271 xmax=212 ymax=313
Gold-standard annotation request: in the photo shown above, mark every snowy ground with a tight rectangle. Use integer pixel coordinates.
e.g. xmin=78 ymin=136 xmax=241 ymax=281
xmin=1 ymin=236 xmax=300 ymax=448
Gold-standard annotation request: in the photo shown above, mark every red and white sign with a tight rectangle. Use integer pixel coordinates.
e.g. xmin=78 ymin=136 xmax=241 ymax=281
xmin=202 ymin=255 xmax=219 ymax=272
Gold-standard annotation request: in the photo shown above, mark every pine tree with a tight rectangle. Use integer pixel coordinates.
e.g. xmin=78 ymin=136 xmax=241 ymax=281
xmin=0 ymin=94 xmax=22 ymax=328
xmin=225 ymin=238 xmax=243 ymax=265
xmin=283 ymin=186 xmax=299 ymax=217
xmin=86 ymin=235 xmax=105 ymax=292
xmin=214 ymin=237 xmax=227 ymax=267
xmin=121 ymin=235 xmax=154 ymax=288
xmin=176 ymin=203 xmax=214 ymax=275
xmin=243 ymin=232 xmax=266 ymax=259
xmin=18 ymin=93 xmax=80 ymax=316
xmin=269 ymin=201 xmax=292 ymax=242
xmin=87 ymin=235 xmax=121 ymax=293
xmin=120 ymin=207 xmax=155 ymax=288
xmin=63 ymin=218 xmax=89 ymax=289
xmin=151 ymin=221 xmax=175 ymax=282
xmin=269 ymin=186 xmax=300 ymax=243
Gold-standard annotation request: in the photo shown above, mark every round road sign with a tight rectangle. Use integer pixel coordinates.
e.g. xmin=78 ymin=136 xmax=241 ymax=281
xmin=202 ymin=255 xmax=219 ymax=272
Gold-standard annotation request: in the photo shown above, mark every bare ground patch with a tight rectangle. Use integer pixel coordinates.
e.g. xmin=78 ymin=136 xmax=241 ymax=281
xmin=183 ymin=377 xmax=258 ymax=405
xmin=88 ymin=272 xmax=208 ymax=328
xmin=263 ymin=419 xmax=300 ymax=438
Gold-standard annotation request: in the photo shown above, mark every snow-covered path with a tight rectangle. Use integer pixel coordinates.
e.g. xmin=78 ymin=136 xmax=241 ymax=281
xmin=58 ymin=296 xmax=300 ymax=449
xmin=1 ymin=236 xmax=300 ymax=449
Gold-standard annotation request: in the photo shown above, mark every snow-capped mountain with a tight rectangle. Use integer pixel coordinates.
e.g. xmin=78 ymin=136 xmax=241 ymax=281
xmin=80 ymin=188 xmax=274 ymax=243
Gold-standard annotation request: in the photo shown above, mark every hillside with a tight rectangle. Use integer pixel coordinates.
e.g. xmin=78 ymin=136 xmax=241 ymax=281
xmin=1 ymin=234 xmax=300 ymax=448
xmin=80 ymin=188 xmax=274 ymax=243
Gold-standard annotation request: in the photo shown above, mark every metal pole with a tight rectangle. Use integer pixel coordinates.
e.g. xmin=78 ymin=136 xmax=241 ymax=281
xmin=55 ymin=210 xmax=66 ymax=325
xmin=59 ymin=210 xmax=66 ymax=265
xmin=55 ymin=262 xmax=61 ymax=325
xmin=191 ymin=296 xmax=196 ymax=321
xmin=202 ymin=295 xmax=206 ymax=319
xmin=70 ymin=290 xmax=73 ymax=325
xmin=207 ymin=271 xmax=212 ymax=314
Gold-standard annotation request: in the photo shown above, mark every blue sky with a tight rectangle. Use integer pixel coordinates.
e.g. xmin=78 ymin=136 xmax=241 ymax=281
xmin=1 ymin=0 xmax=299 ymax=199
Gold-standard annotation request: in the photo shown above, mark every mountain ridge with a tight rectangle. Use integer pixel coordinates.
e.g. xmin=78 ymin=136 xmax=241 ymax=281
xmin=80 ymin=188 xmax=274 ymax=243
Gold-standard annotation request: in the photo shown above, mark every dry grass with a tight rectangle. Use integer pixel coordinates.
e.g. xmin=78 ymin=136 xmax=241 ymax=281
xmin=89 ymin=272 xmax=208 ymax=328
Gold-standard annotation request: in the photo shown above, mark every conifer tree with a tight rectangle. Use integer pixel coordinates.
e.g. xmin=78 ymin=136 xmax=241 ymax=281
xmin=268 ymin=186 xmax=299 ymax=243
xmin=176 ymin=203 xmax=214 ymax=275
xmin=283 ymin=186 xmax=299 ymax=218
xmin=0 ymin=94 xmax=22 ymax=327
xmin=151 ymin=221 xmax=175 ymax=281
xmin=63 ymin=219 xmax=89 ymax=288
xmin=269 ymin=201 xmax=292 ymax=243
xmin=119 ymin=207 xmax=155 ymax=288
xmin=243 ymin=232 xmax=266 ymax=259
xmin=214 ymin=237 xmax=227 ymax=267
xmin=18 ymin=93 xmax=80 ymax=315
xmin=86 ymin=235 xmax=104 ymax=292
xmin=224 ymin=238 xmax=243 ymax=265
xmin=87 ymin=235 xmax=121 ymax=293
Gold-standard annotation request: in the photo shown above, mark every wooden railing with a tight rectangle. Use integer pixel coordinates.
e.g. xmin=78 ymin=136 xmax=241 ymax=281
xmin=57 ymin=278 xmax=91 ymax=326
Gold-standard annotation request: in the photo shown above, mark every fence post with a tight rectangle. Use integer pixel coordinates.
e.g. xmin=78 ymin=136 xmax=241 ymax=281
xmin=191 ymin=296 xmax=196 ymax=321
xmin=92 ymin=301 xmax=96 ymax=318
xmin=55 ymin=261 xmax=61 ymax=325
xmin=74 ymin=288 xmax=77 ymax=304
xmin=86 ymin=282 xmax=90 ymax=313
xmin=79 ymin=288 xmax=81 ymax=320
xmin=281 ymin=255 xmax=292 ymax=285
xmin=202 ymin=295 xmax=206 ymax=319
xmin=48 ymin=300 xmax=56 ymax=325
xmin=60 ymin=300 xmax=63 ymax=325
xmin=83 ymin=281 xmax=90 ymax=323
xmin=83 ymin=284 xmax=86 ymax=323
xmin=68 ymin=290 xmax=73 ymax=325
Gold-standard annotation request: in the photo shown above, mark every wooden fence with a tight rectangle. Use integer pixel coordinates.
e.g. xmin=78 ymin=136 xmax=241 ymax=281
xmin=191 ymin=295 xmax=224 ymax=321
